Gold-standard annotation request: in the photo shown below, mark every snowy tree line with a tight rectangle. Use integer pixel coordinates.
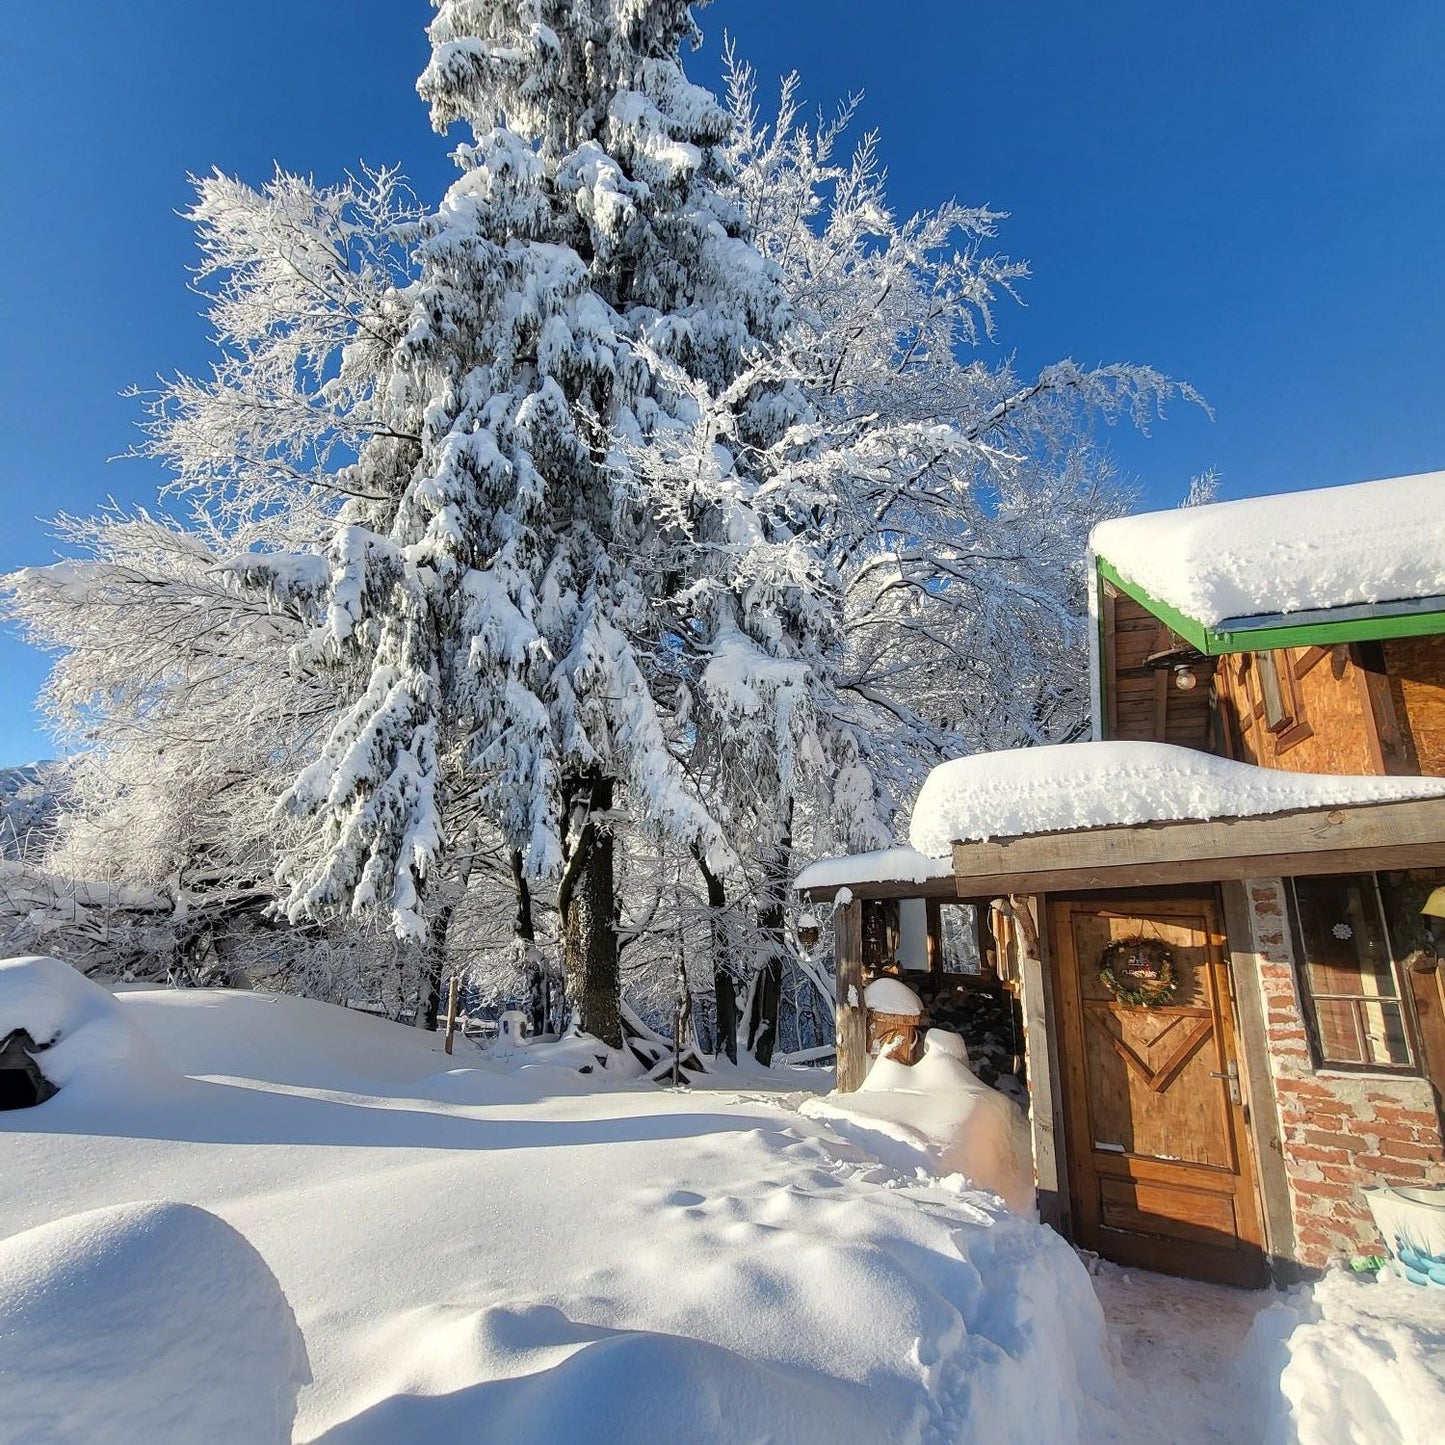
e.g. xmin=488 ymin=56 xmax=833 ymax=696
xmin=1 ymin=1 xmax=1195 ymax=1062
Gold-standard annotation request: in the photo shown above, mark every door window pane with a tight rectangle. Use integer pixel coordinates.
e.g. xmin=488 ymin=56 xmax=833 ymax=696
xmin=1287 ymin=874 xmax=1414 ymax=1070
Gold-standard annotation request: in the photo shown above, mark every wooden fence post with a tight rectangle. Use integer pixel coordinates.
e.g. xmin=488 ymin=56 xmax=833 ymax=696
xmin=443 ymin=975 xmax=460 ymax=1055
xmin=834 ymin=900 xmax=867 ymax=1092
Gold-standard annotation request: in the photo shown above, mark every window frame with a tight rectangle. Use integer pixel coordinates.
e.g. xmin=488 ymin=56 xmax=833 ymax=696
xmin=1285 ymin=872 xmax=1420 ymax=1076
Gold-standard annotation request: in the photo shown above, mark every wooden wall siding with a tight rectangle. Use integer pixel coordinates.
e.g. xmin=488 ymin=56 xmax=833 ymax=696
xmin=1213 ymin=645 xmax=1383 ymax=776
xmin=1101 ymin=586 xmax=1216 ymax=749
xmin=1384 ymin=634 xmax=1445 ymax=776
xmin=1239 ymin=880 xmax=1445 ymax=1266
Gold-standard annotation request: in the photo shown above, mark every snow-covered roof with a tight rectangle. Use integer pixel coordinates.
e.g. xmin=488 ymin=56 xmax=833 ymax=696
xmin=794 ymin=846 xmax=952 ymax=894
xmin=908 ymin=741 xmax=1445 ymax=856
xmin=1090 ymin=471 xmax=1445 ymax=630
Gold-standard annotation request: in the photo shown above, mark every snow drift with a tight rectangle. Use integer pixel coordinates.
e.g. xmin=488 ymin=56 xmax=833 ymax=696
xmin=0 ymin=982 xmax=1111 ymax=1443
xmin=0 ymin=1199 xmax=309 ymax=1445
xmin=1240 ymin=1268 xmax=1445 ymax=1445
xmin=804 ymin=1029 xmax=1035 ymax=1213
xmin=908 ymin=740 xmax=1445 ymax=856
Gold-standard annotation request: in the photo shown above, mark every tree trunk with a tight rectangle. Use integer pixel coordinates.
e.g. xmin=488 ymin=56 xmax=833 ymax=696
xmin=511 ymin=849 xmax=547 ymax=1036
xmin=692 ymin=845 xmax=737 ymax=1064
xmin=416 ymin=906 xmax=450 ymax=1032
xmin=416 ymin=836 xmax=474 ymax=1033
xmin=747 ymin=802 xmax=793 ymax=1067
xmin=558 ymin=772 xmax=621 ymax=1049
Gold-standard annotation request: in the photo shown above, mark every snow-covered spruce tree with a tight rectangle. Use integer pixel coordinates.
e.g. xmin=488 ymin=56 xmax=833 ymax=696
xmin=228 ymin=1 xmax=814 ymax=1043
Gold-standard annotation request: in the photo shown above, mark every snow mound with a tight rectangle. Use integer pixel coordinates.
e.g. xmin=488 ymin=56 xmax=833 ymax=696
xmin=114 ymin=985 xmax=454 ymax=1091
xmin=318 ymin=1307 xmax=868 ymax=1444
xmin=1 ymin=985 xmax=1116 ymax=1443
xmin=0 ymin=1199 xmax=309 ymax=1445
xmin=0 ymin=955 xmax=163 ymax=1094
xmin=909 ymin=740 xmax=1445 ymax=855
xmin=1240 ymin=1268 xmax=1445 ymax=1445
xmin=864 ymin=976 xmax=923 ymax=1015
xmin=803 ymin=1030 xmax=1034 ymax=1213
xmin=1091 ymin=469 xmax=1445 ymax=628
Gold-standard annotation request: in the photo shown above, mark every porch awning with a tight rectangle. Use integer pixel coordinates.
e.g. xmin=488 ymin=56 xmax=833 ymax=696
xmin=800 ymin=796 xmax=1445 ymax=900
xmin=798 ymin=742 xmax=1445 ymax=901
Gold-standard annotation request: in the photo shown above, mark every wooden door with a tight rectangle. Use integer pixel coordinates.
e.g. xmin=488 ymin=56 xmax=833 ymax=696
xmin=1050 ymin=896 xmax=1268 ymax=1287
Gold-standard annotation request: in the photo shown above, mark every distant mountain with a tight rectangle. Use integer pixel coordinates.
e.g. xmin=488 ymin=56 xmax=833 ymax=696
xmin=0 ymin=763 xmax=61 ymax=862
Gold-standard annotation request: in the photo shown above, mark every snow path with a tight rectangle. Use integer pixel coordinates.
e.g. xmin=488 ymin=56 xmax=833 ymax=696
xmin=1089 ymin=1262 xmax=1268 ymax=1444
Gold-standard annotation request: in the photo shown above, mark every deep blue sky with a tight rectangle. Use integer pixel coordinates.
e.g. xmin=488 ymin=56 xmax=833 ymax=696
xmin=2 ymin=1 xmax=1442 ymax=766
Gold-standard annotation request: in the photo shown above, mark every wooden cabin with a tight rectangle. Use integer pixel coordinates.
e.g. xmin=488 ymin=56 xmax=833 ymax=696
xmin=802 ymin=471 xmax=1445 ymax=1286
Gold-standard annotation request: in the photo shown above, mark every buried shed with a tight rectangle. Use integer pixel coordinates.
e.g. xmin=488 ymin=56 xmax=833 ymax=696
xmin=0 ymin=1029 xmax=57 ymax=1110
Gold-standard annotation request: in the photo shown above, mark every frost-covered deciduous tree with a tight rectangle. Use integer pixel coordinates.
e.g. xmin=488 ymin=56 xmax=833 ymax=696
xmin=721 ymin=57 xmax=1203 ymax=795
xmin=0 ymin=165 xmax=430 ymax=1003
xmin=604 ymin=61 xmax=1204 ymax=1057
xmin=0 ymin=510 xmax=424 ymax=1002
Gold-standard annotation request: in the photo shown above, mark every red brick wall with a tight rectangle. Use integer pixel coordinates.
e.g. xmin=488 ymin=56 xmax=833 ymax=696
xmin=1243 ymin=879 xmax=1445 ymax=1267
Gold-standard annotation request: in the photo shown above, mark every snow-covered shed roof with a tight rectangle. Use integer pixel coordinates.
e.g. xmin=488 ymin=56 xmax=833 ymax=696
xmin=908 ymin=741 xmax=1445 ymax=857
xmin=795 ymin=742 xmax=1445 ymax=898
xmin=794 ymin=846 xmax=952 ymax=896
xmin=1090 ymin=470 xmax=1445 ymax=633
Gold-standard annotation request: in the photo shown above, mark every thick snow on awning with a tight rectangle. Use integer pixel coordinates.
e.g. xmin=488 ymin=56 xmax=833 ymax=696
xmin=794 ymin=846 xmax=953 ymax=893
xmin=908 ymin=741 xmax=1445 ymax=856
xmin=1090 ymin=470 xmax=1445 ymax=629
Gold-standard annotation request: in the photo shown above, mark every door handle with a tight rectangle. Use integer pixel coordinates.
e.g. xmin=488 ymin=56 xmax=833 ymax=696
xmin=1209 ymin=1060 xmax=1242 ymax=1105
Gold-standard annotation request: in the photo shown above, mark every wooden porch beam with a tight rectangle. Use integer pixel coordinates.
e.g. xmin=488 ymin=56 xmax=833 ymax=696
xmin=940 ymin=843 xmax=1445 ymax=899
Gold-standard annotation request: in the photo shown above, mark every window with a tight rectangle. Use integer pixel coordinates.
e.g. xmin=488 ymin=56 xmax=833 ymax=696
xmin=1286 ymin=874 xmax=1415 ymax=1071
xmin=939 ymin=904 xmax=982 ymax=976
xmin=1258 ymin=651 xmax=1292 ymax=732
xmin=1249 ymin=649 xmax=1313 ymax=752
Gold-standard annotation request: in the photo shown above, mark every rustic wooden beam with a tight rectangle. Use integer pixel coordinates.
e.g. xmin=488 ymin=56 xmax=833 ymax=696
xmin=1015 ymin=895 xmax=1068 ymax=1234
xmin=1102 ymin=584 xmax=1120 ymax=739
xmin=1352 ymin=641 xmax=1413 ymax=775
xmin=940 ymin=843 xmax=1445 ymax=898
xmin=834 ymin=901 xmax=868 ymax=1093
xmin=797 ymin=876 xmax=961 ymax=903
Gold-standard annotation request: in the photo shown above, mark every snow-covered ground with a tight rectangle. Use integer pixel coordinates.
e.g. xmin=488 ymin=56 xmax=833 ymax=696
xmin=3 ymin=959 xmax=1442 ymax=1444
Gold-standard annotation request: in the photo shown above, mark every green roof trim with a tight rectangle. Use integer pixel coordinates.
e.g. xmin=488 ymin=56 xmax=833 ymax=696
xmin=1095 ymin=557 xmax=1445 ymax=656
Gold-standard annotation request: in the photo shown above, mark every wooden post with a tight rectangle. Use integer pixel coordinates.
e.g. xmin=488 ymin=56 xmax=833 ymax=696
xmin=1012 ymin=895 xmax=1067 ymax=1234
xmin=1221 ymin=879 xmax=1299 ymax=1272
xmin=835 ymin=901 xmax=867 ymax=1092
xmin=443 ymin=975 xmax=460 ymax=1055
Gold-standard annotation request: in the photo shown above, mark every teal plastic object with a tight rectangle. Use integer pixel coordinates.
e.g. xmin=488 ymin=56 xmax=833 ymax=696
xmin=1394 ymin=1237 xmax=1445 ymax=1288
